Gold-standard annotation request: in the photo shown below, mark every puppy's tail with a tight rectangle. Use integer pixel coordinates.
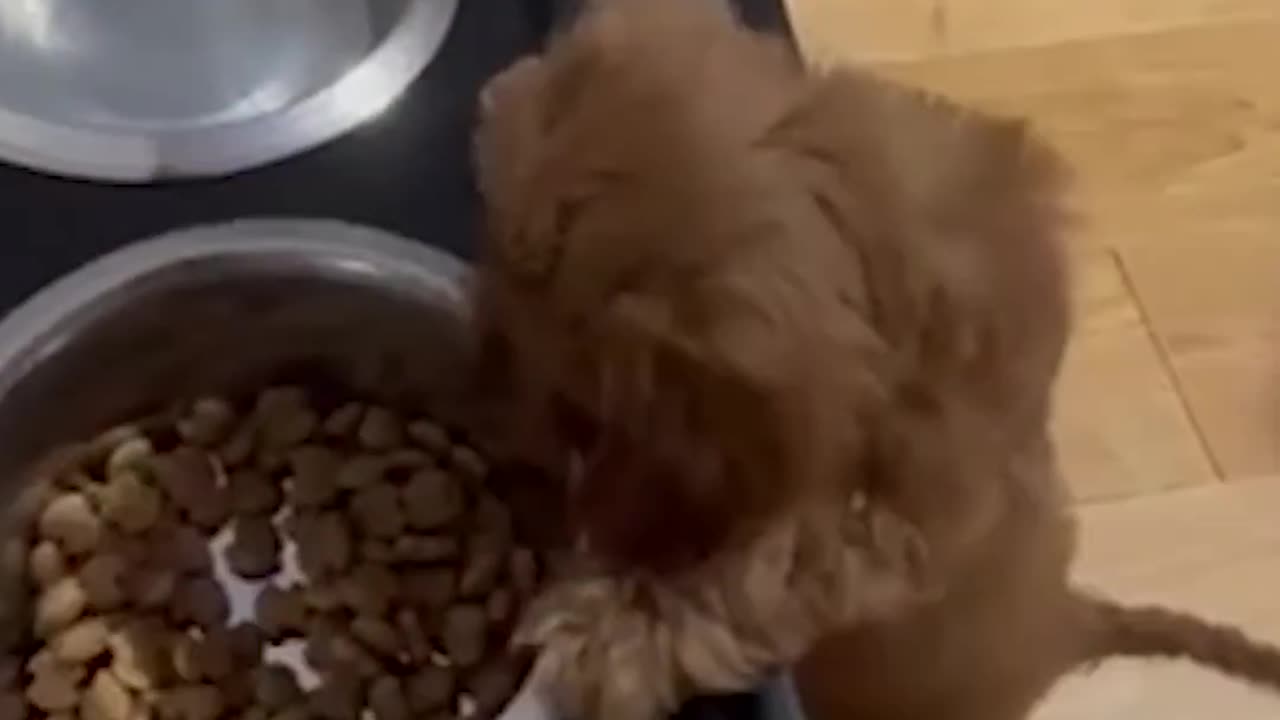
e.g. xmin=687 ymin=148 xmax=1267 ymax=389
xmin=1073 ymin=590 xmax=1280 ymax=692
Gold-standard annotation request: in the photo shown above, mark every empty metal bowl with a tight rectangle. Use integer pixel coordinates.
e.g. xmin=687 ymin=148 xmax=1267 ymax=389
xmin=0 ymin=0 xmax=458 ymax=181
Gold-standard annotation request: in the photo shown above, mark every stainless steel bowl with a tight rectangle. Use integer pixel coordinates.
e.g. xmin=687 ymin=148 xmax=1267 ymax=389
xmin=0 ymin=0 xmax=457 ymax=181
xmin=0 ymin=218 xmax=562 ymax=720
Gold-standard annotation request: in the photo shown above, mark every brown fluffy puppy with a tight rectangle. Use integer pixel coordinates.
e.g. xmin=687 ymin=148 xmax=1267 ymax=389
xmin=472 ymin=2 xmax=1280 ymax=719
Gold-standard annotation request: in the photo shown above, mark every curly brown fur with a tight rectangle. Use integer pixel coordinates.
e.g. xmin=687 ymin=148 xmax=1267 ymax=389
xmin=472 ymin=1 xmax=1280 ymax=719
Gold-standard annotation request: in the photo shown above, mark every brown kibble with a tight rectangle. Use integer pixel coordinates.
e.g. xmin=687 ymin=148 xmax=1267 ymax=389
xmin=468 ymin=661 xmax=520 ymax=715
xmin=181 ymin=639 xmax=212 ymax=685
xmin=26 ymin=664 xmax=79 ymax=712
xmin=349 ymin=483 xmax=404 ymax=539
xmin=406 ymin=667 xmax=454 ymax=713
xmin=254 ymin=450 xmax=289 ymax=477
xmin=256 ymin=387 xmax=309 ymax=415
xmin=101 ymin=532 xmax=149 ymax=566
xmin=393 ymin=535 xmax=458 ymax=564
xmin=407 ymin=420 xmax=450 ymax=455
xmin=186 ymin=486 xmax=230 ymax=533
xmin=28 ymin=646 xmax=85 ymax=682
xmin=303 ymin=617 xmax=342 ymax=672
xmin=38 ymin=492 xmax=102 ymax=556
xmin=20 ymin=399 xmax=525 ymax=720
xmin=337 ymin=564 xmax=397 ymax=617
xmin=441 ymin=605 xmax=488 ymax=667
xmin=254 ymin=663 xmax=302 ymax=710
xmin=307 ymin=672 xmax=362 ymax=720
xmin=256 ymin=585 xmax=308 ymax=639
xmin=172 ymin=634 xmax=203 ymax=682
xmin=227 ymin=515 xmax=281 ymax=580
xmin=459 ymin=537 xmax=505 ymax=598
xmin=401 ymin=469 xmax=464 ymax=530
xmin=323 ymin=402 xmax=364 ymax=438
xmin=402 ymin=569 xmax=455 ymax=614
xmin=125 ymin=564 xmax=178 ymax=610
xmin=358 ymin=407 xmax=404 ymax=451
xmin=334 ymin=454 xmax=387 ymax=490
xmin=98 ymin=468 xmax=164 ymax=534
xmin=360 ymin=539 xmax=395 ymax=564
xmin=82 ymin=426 xmax=139 ymax=472
xmin=149 ymin=448 xmax=226 ymax=531
xmin=221 ymin=669 xmax=256 ymax=711
xmin=108 ymin=618 xmax=172 ymax=691
xmin=258 ymin=405 xmax=318 ymax=454
xmin=350 ymin=615 xmax=401 ymax=659
xmin=29 ymin=539 xmax=67 ymax=588
xmin=229 ymin=469 xmax=283 ymax=516
xmin=227 ymin=622 xmax=267 ymax=660
xmin=385 ymin=448 xmax=432 ymax=470
xmin=302 ymin=582 xmax=343 ymax=613
xmin=51 ymin=616 xmax=111 ymax=664
xmin=178 ymin=397 xmax=236 ymax=447
xmin=82 ymin=668 xmax=134 ymax=720
xmin=395 ymin=608 xmax=431 ymax=664
xmin=193 ymin=629 xmax=235 ymax=681
xmin=106 ymin=436 xmax=156 ymax=477
xmin=35 ymin=576 xmax=88 ymax=637
xmin=171 ymin=577 xmax=229 ymax=629
xmin=59 ymin=468 xmax=95 ymax=493
xmin=325 ymin=633 xmax=382 ymax=678
xmin=79 ymin=553 xmax=128 ymax=611
xmin=294 ymin=511 xmax=352 ymax=580
xmin=368 ymin=675 xmax=410 ymax=720
xmin=449 ymin=444 xmax=488 ymax=480
xmin=158 ymin=683 xmax=224 ymax=720
xmin=148 ymin=446 xmax=215 ymax=495
xmin=288 ymin=445 xmax=341 ymax=507
xmin=157 ymin=524 xmax=212 ymax=575
xmin=219 ymin=423 xmax=255 ymax=469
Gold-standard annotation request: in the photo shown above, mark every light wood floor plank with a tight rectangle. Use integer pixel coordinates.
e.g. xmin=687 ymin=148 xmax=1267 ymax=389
xmin=1053 ymin=248 xmax=1216 ymax=500
xmin=786 ymin=0 xmax=1280 ymax=62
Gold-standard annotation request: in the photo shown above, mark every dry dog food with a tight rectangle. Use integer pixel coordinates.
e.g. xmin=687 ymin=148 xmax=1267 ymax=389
xmin=2 ymin=388 xmax=544 ymax=720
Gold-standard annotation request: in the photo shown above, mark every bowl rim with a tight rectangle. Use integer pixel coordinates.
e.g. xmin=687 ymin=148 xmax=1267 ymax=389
xmin=0 ymin=218 xmax=472 ymax=405
xmin=0 ymin=0 xmax=458 ymax=183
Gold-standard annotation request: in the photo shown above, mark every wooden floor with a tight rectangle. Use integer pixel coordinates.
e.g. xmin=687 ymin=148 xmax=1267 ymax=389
xmin=784 ymin=1 xmax=1280 ymax=716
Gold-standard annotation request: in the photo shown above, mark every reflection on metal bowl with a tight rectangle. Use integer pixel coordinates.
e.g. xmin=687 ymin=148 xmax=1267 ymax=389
xmin=0 ymin=0 xmax=458 ymax=182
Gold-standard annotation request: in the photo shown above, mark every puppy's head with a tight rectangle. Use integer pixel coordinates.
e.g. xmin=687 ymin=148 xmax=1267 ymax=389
xmin=473 ymin=0 xmax=1070 ymax=577
xmin=473 ymin=0 xmax=885 ymax=574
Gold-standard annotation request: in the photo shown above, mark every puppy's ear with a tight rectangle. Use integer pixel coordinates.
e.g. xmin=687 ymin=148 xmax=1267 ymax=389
xmin=475 ymin=57 xmax=545 ymax=208
xmin=475 ymin=55 xmax=583 ymax=291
